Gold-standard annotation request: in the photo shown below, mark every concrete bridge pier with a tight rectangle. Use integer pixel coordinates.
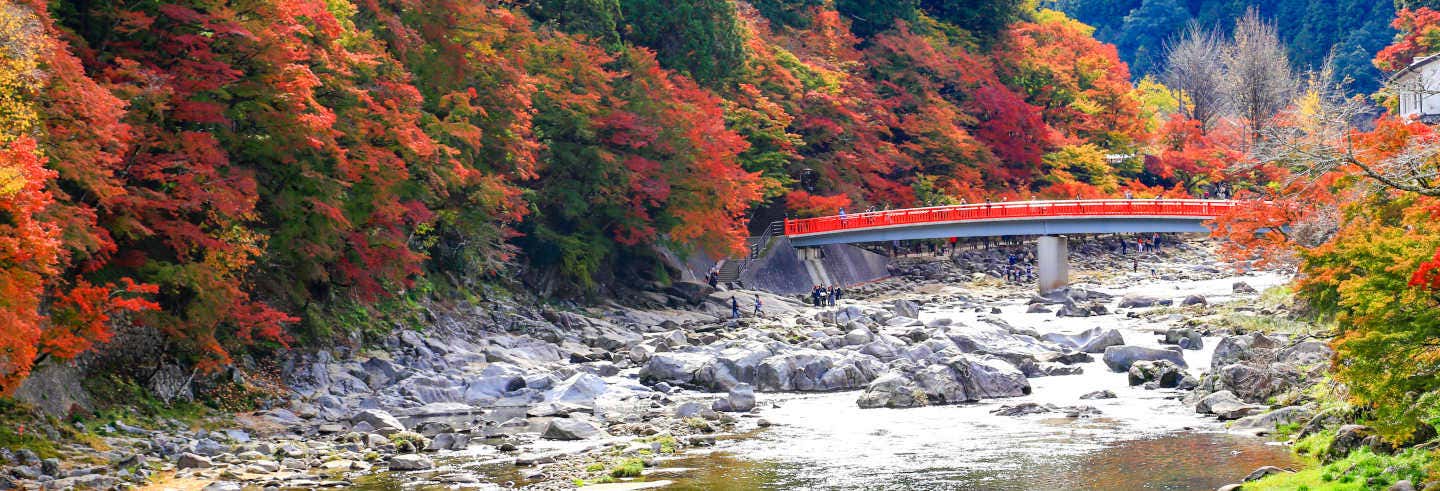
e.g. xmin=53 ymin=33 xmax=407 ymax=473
xmin=1037 ymin=236 xmax=1068 ymax=294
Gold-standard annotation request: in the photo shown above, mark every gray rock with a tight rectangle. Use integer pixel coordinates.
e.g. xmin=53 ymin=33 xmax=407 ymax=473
xmin=388 ymin=454 xmax=435 ymax=471
xmin=1102 ymin=346 xmax=1186 ymax=372
xmin=843 ymin=327 xmax=875 ymax=346
xmin=1389 ymin=480 xmax=1416 ymax=491
xmin=177 ymin=453 xmax=212 ymax=470
xmin=1079 ymin=390 xmax=1117 ymax=400
xmin=1231 ymin=406 xmax=1316 ymax=435
xmin=712 ymin=384 xmax=756 ymax=412
xmin=1195 ymin=390 xmax=1264 ymax=420
xmin=1327 ymin=425 xmax=1375 ymax=462
xmin=201 ymin=482 xmax=241 ymax=491
xmin=1243 ymin=466 xmax=1288 ymax=482
xmin=192 ymin=438 xmax=227 ymax=457
xmin=856 ymin=355 xmax=1029 ymax=409
xmin=891 ymin=300 xmax=920 ymax=318
xmin=1127 ymin=360 xmax=1186 ymax=388
xmin=541 ymin=417 xmax=605 ymax=440
xmin=1233 ymin=281 xmax=1258 ymax=294
xmin=991 ymin=403 xmax=1056 ymax=416
xmin=543 ymin=373 xmax=606 ymax=405
xmin=350 ymin=409 xmax=406 ymax=435
xmin=427 ymin=433 xmax=470 ymax=451
xmin=1042 ymin=327 xmax=1124 ymax=354
xmin=640 ymin=352 xmax=710 ymax=386
xmin=1118 ymin=294 xmax=1161 ymax=308
xmin=1181 ymin=294 xmax=1208 ymax=306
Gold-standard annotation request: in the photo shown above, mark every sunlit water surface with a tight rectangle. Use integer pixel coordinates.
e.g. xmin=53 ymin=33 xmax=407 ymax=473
xmin=363 ymin=270 xmax=1300 ymax=490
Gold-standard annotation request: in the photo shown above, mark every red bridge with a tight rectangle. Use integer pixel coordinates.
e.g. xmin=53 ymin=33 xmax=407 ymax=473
xmin=780 ymin=199 xmax=1240 ymax=293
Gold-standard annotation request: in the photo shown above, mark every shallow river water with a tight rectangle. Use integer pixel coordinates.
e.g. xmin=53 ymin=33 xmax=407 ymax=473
xmin=653 ymin=272 xmax=1299 ymax=490
xmin=364 ymin=270 xmax=1300 ymax=490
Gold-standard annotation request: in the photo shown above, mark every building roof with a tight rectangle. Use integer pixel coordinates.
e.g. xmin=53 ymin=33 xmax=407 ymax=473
xmin=1390 ymin=54 xmax=1440 ymax=83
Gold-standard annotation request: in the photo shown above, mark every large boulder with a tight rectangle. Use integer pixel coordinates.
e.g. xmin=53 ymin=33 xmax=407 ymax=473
xmin=1231 ymin=406 xmax=1316 ymax=435
xmin=667 ymin=281 xmax=716 ymax=305
xmin=891 ymin=300 xmax=920 ymax=319
xmin=542 ymin=416 xmax=606 ymax=440
xmin=756 ymin=350 xmax=883 ymax=392
xmin=1118 ymin=294 xmax=1162 ymax=308
xmin=388 ymin=454 xmax=434 ymax=471
xmin=1210 ymin=333 xmax=1284 ymax=370
xmin=1195 ymin=390 xmax=1264 ymax=420
xmin=463 ymin=363 xmax=527 ymax=403
xmin=1041 ymin=327 xmax=1124 ymax=354
xmin=543 ymin=373 xmax=607 ymax=405
xmin=1161 ymin=328 xmax=1204 ymax=351
xmin=692 ymin=343 xmax=774 ymax=391
xmin=350 ymin=409 xmax=406 ymax=435
xmin=1127 ymin=360 xmax=1186 ymax=388
xmin=1326 ymin=425 xmax=1376 ymax=462
xmin=712 ymin=383 xmax=757 ymax=412
xmin=1102 ymin=346 xmax=1187 ymax=372
xmin=639 ymin=351 xmax=710 ymax=387
xmin=854 ymin=373 xmax=922 ymax=409
xmin=855 ymin=355 xmax=1029 ymax=409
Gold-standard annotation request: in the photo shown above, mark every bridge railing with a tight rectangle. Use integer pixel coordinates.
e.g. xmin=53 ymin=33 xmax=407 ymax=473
xmin=783 ymin=199 xmax=1239 ymax=236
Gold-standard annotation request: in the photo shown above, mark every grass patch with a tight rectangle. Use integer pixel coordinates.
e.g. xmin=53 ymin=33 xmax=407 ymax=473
xmin=684 ymin=417 xmax=712 ymax=432
xmin=609 ymin=458 xmax=645 ymax=478
xmin=641 ymin=434 xmax=678 ymax=454
xmin=1249 ymin=448 xmax=1434 ymax=490
xmin=80 ymin=374 xmax=216 ymax=431
xmin=1293 ymin=429 xmax=1335 ymax=458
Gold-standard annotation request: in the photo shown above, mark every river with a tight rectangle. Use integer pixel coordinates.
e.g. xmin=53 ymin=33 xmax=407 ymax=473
xmin=651 ymin=272 xmax=1298 ymax=490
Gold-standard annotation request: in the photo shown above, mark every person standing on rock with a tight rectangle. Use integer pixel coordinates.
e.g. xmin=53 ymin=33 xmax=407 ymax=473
xmin=754 ymin=294 xmax=763 ymax=317
xmin=828 ymin=286 xmax=837 ymax=306
xmin=731 ymin=296 xmax=740 ymax=319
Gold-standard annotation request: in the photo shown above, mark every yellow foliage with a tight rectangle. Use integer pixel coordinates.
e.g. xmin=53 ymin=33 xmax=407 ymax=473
xmin=1132 ymin=76 xmax=1179 ymax=132
xmin=0 ymin=0 xmax=45 ymax=143
xmin=1042 ymin=143 xmax=1117 ymax=192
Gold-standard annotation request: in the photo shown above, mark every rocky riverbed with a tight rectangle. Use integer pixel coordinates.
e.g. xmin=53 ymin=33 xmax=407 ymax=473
xmin=0 ymin=237 xmax=1330 ymax=490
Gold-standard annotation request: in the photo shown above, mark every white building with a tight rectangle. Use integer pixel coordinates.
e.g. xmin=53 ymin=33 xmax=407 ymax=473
xmin=1392 ymin=54 xmax=1440 ymax=123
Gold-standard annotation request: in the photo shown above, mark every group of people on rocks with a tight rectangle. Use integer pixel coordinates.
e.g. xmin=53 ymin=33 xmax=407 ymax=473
xmin=730 ymin=293 xmax=764 ymax=319
xmin=705 ymin=264 xmax=722 ymax=289
xmin=1116 ymin=233 xmax=1165 ymax=255
xmin=811 ymin=285 xmax=841 ymax=307
xmin=1004 ymin=253 xmax=1034 ymax=284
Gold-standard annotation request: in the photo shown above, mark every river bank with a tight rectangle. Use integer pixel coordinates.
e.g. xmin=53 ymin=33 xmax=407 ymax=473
xmin=0 ymin=237 xmax=1335 ymax=490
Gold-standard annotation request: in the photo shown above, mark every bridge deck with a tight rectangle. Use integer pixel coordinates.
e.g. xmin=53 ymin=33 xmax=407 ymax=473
xmin=784 ymin=199 xmax=1236 ymax=246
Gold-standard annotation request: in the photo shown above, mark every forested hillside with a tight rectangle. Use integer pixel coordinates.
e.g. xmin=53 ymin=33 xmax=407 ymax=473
xmin=1051 ymin=0 xmax=1397 ymax=93
xmin=0 ymin=0 xmax=1221 ymax=392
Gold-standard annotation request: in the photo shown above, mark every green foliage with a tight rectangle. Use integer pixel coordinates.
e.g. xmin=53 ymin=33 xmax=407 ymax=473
xmin=1299 ymin=193 xmax=1440 ymax=441
xmin=1052 ymin=0 xmax=1397 ymax=93
xmin=619 ymin=0 xmax=749 ymax=85
xmin=752 ymin=0 xmax=826 ymax=28
xmin=527 ymin=0 xmax=623 ymax=45
xmin=919 ymin=0 xmax=1028 ymax=44
xmin=836 ymin=0 xmax=919 ymax=38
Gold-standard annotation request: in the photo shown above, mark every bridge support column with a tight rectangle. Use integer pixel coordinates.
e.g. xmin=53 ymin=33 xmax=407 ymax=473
xmin=1037 ymin=236 xmax=1068 ymax=294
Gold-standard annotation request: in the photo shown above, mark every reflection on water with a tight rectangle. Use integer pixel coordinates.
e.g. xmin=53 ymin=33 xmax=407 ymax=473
xmin=660 ymin=431 xmax=1294 ymax=491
